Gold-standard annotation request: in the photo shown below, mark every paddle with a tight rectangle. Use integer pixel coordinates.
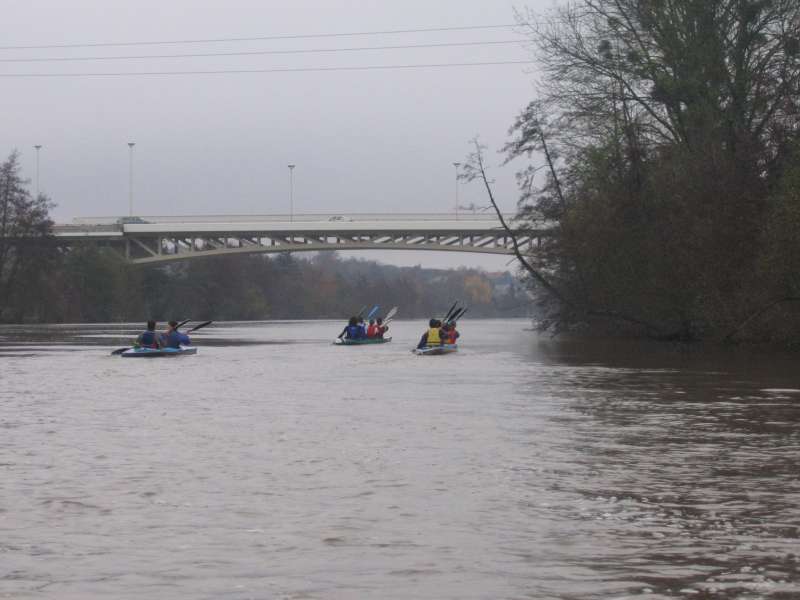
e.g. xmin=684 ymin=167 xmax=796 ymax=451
xmin=366 ymin=305 xmax=380 ymax=320
xmin=383 ymin=306 xmax=398 ymax=324
xmin=442 ymin=301 xmax=459 ymax=323
xmin=450 ymin=307 xmax=468 ymax=324
xmin=372 ymin=306 xmax=398 ymax=338
xmin=444 ymin=308 xmax=467 ymax=323
xmin=446 ymin=307 xmax=467 ymax=325
xmin=185 ymin=320 xmax=212 ymax=333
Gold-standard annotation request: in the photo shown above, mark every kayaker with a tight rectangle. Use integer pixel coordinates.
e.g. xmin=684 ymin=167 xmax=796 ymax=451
xmin=357 ymin=316 xmax=367 ymax=338
xmin=366 ymin=318 xmax=379 ymax=338
xmin=136 ymin=320 xmax=162 ymax=349
xmin=375 ymin=317 xmax=388 ymax=339
xmin=417 ymin=318 xmax=443 ymax=349
xmin=162 ymin=320 xmax=189 ymax=349
xmin=339 ymin=316 xmax=364 ymax=340
xmin=444 ymin=321 xmax=460 ymax=344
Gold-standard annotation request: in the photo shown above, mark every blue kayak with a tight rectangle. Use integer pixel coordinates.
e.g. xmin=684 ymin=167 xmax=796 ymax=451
xmin=413 ymin=344 xmax=458 ymax=356
xmin=120 ymin=346 xmax=197 ymax=358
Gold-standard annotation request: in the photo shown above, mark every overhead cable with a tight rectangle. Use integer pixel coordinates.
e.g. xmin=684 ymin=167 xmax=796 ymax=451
xmin=0 ymin=60 xmax=534 ymax=77
xmin=0 ymin=40 xmax=524 ymax=63
xmin=0 ymin=24 xmax=519 ymax=51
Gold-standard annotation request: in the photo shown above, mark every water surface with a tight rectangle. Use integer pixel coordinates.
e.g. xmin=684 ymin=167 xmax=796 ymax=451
xmin=1 ymin=320 xmax=798 ymax=599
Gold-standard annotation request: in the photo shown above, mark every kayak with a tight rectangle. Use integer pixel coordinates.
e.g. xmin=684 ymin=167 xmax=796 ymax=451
xmin=333 ymin=336 xmax=392 ymax=346
xmin=413 ymin=344 xmax=458 ymax=355
xmin=120 ymin=346 xmax=198 ymax=358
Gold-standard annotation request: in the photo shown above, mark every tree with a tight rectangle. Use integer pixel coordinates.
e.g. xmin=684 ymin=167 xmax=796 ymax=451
xmin=518 ymin=0 xmax=800 ymax=158
xmin=492 ymin=0 xmax=800 ymax=341
xmin=62 ymin=245 xmax=131 ymax=322
xmin=0 ymin=151 xmax=55 ymax=321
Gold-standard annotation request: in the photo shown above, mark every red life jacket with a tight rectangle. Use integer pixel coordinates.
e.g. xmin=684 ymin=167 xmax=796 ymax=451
xmin=367 ymin=324 xmax=379 ymax=338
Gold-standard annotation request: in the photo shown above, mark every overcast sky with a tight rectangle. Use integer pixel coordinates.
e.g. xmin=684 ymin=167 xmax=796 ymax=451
xmin=1 ymin=0 xmax=554 ymax=269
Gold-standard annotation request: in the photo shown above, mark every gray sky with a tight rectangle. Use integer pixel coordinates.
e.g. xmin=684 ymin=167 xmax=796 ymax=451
xmin=1 ymin=0 xmax=553 ymax=269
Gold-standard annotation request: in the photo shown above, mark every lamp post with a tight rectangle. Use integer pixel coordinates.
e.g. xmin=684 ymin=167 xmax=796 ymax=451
xmin=127 ymin=142 xmax=135 ymax=217
xmin=34 ymin=145 xmax=42 ymax=197
xmin=453 ymin=162 xmax=461 ymax=220
xmin=288 ymin=164 xmax=296 ymax=222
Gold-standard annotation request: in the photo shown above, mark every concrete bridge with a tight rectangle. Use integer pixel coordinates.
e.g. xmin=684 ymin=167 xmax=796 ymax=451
xmin=52 ymin=213 xmax=545 ymax=265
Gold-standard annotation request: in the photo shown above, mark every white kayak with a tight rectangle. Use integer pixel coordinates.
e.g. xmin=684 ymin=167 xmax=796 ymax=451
xmin=413 ymin=344 xmax=458 ymax=356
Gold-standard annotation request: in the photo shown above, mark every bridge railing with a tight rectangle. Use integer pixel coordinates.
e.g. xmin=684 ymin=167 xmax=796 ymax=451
xmin=67 ymin=212 xmax=518 ymax=226
xmin=53 ymin=223 xmax=122 ymax=233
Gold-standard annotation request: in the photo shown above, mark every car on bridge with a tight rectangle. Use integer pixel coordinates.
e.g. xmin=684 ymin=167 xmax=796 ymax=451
xmin=116 ymin=216 xmax=150 ymax=225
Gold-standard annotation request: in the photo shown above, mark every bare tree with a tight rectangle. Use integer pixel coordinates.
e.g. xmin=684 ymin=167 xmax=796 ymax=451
xmin=485 ymin=0 xmax=800 ymax=341
xmin=462 ymin=139 xmax=667 ymax=337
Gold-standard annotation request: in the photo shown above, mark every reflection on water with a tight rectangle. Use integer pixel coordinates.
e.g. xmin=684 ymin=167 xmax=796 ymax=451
xmin=1 ymin=320 xmax=798 ymax=599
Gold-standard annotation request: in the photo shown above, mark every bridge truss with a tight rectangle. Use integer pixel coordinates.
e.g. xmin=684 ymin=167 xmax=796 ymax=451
xmin=53 ymin=214 xmax=547 ymax=265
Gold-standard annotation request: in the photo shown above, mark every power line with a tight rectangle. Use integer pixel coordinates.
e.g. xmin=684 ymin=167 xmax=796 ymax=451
xmin=0 ymin=40 xmax=524 ymax=63
xmin=0 ymin=60 xmax=534 ymax=78
xmin=0 ymin=24 xmax=519 ymax=51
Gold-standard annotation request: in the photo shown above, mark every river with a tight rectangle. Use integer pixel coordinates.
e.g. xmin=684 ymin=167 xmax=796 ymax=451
xmin=1 ymin=319 xmax=798 ymax=599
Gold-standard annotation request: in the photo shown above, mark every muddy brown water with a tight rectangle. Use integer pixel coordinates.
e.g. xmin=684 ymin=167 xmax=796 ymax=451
xmin=1 ymin=320 xmax=798 ymax=599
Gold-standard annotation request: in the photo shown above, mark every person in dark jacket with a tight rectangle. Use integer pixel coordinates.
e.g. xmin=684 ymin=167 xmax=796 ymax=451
xmin=162 ymin=320 xmax=190 ymax=348
xmin=136 ymin=320 xmax=162 ymax=349
xmin=338 ymin=316 xmax=365 ymax=340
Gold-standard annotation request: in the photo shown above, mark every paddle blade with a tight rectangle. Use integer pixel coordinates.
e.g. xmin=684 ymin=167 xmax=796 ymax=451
xmin=448 ymin=307 xmax=467 ymax=323
xmin=443 ymin=308 xmax=462 ymax=325
xmin=110 ymin=347 xmax=131 ymax=355
xmin=177 ymin=319 xmax=191 ymax=328
xmin=383 ymin=306 xmax=398 ymax=322
xmin=187 ymin=320 xmax=213 ymax=333
xmin=366 ymin=305 xmax=380 ymax=320
xmin=356 ymin=305 xmax=367 ymax=318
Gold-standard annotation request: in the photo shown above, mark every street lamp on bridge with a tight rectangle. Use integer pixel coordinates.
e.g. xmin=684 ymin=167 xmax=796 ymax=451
xmin=128 ymin=142 xmax=136 ymax=217
xmin=34 ymin=145 xmax=42 ymax=197
xmin=453 ymin=162 xmax=461 ymax=220
xmin=288 ymin=164 xmax=296 ymax=222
